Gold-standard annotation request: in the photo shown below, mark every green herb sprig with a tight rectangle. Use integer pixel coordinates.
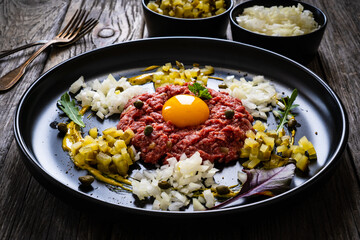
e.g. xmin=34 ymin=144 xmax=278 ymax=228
xmin=57 ymin=92 xmax=85 ymax=127
xmin=276 ymin=89 xmax=299 ymax=133
xmin=188 ymin=82 xmax=212 ymax=100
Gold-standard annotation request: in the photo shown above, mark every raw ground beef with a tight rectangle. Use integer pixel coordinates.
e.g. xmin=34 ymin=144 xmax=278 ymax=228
xmin=117 ymin=84 xmax=253 ymax=165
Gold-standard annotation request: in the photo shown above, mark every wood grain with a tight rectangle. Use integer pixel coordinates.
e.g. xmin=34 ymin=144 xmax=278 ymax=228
xmin=0 ymin=0 xmax=359 ymax=239
xmin=0 ymin=0 xmax=68 ymax=159
xmin=0 ymin=1 xmax=69 ymax=238
xmin=43 ymin=0 xmax=145 ymax=72
xmin=315 ymin=0 xmax=360 ymax=176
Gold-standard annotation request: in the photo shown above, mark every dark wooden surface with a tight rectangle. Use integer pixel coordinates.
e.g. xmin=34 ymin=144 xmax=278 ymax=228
xmin=0 ymin=0 xmax=359 ymax=239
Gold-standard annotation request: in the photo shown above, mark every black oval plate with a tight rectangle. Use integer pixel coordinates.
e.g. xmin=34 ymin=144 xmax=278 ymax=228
xmin=14 ymin=37 xmax=348 ymax=217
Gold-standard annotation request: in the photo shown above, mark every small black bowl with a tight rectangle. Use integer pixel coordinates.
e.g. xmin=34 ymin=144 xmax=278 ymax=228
xmin=142 ymin=0 xmax=234 ymax=38
xmin=230 ymin=0 xmax=327 ymax=64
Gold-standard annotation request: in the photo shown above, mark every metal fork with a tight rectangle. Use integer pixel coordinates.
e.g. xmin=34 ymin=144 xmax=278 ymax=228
xmin=0 ymin=18 xmax=98 ymax=59
xmin=0 ymin=9 xmax=91 ymax=91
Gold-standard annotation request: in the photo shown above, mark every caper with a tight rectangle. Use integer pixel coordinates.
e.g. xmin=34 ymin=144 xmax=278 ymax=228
xmin=216 ymin=185 xmax=230 ymax=195
xmin=166 ymin=141 xmax=172 ymax=148
xmin=275 ymin=138 xmax=282 ymax=146
xmin=79 ymin=175 xmax=95 ymax=186
xmin=144 ymin=125 xmax=153 ymax=136
xmin=225 ymin=109 xmax=235 ymax=119
xmin=175 ymin=61 xmax=184 ymax=69
xmin=158 ymin=181 xmax=171 ymax=189
xmin=134 ymin=99 xmax=144 ymax=109
xmin=115 ymin=86 xmax=124 ymax=92
xmin=288 ymin=158 xmax=296 ymax=164
xmin=288 ymin=118 xmax=297 ymax=128
xmin=220 ymin=147 xmax=229 ymax=153
xmin=109 ymin=163 xmax=118 ymax=174
xmin=57 ymin=122 xmax=68 ymax=133
xmin=148 ymin=142 xmax=156 ymax=149
xmin=50 ymin=121 xmax=58 ymax=129
xmin=256 ymin=138 xmax=264 ymax=145
xmin=305 ymin=151 xmax=309 ymax=157
xmin=218 ymin=84 xmax=228 ymax=89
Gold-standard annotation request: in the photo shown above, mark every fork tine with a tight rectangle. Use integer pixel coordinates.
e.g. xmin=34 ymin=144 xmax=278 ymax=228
xmin=57 ymin=9 xmax=80 ymax=37
xmin=72 ymin=11 xmax=90 ymax=36
xmin=75 ymin=19 xmax=98 ymax=39
xmin=79 ymin=19 xmax=95 ymax=31
xmin=62 ymin=17 xmax=94 ymax=37
xmin=59 ymin=9 xmax=85 ymax=38
xmin=61 ymin=9 xmax=85 ymax=38
xmin=78 ymin=19 xmax=98 ymax=35
xmin=57 ymin=19 xmax=98 ymax=47
xmin=65 ymin=10 xmax=89 ymax=39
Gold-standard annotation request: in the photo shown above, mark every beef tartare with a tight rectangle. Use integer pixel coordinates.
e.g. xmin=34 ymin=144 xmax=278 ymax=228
xmin=117 ymin=84 xmax=254 ymax=164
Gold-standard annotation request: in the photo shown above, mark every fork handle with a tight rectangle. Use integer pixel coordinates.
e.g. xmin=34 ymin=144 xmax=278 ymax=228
xmin=0 ymin=40 xmax=48 ymax=59
xmin=0 ymin=40 xmax=54 ymax=91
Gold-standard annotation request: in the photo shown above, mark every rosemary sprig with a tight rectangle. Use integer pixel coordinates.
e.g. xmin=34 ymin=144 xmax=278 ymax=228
xmin=276 ymin=89 xmax=299 ymax=133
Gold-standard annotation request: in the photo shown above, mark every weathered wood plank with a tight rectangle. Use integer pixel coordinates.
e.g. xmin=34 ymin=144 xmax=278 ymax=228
xmin=109 ymin=152 xmax=360 ymax=240
xmin=0 ymin=0 xmax=359 ymax=239
xmin=0 ymin=1 xmax=69 ymax=239
xmin=311 ymin=0 xmax=360 ymax=177
xmin=43 ymin=0 xmax=145 ymax=72
xmin=0 ymin=0 xmax=146 ymax=239
xmin=0 ymin=140 xmax=33 ymax=239
xmin=0 ymin=0 xmax=68 ymax=159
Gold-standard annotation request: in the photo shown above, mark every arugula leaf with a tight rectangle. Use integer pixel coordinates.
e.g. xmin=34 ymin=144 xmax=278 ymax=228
xmin=188 ymin=82 xmax=212 ymax=100
xmin=57 ymin=92 xmax=85 ymax=127
xmin=276 ymin=89 xmax=299 ymax=133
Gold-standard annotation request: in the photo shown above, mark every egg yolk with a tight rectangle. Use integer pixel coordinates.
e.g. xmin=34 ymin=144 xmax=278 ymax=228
xmin=162 ymin=94 xmax=209 ymax=128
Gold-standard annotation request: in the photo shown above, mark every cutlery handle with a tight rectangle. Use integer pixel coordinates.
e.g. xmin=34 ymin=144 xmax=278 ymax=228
xmin=0 ymin=40 xmax=47 ymax=59
xmin=0 ymin=41 xmax=54 ymax=91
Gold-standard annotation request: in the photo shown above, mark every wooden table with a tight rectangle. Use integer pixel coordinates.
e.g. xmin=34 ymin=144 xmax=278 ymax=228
xmin=0 ymin=0 xmax=359 ymax=239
